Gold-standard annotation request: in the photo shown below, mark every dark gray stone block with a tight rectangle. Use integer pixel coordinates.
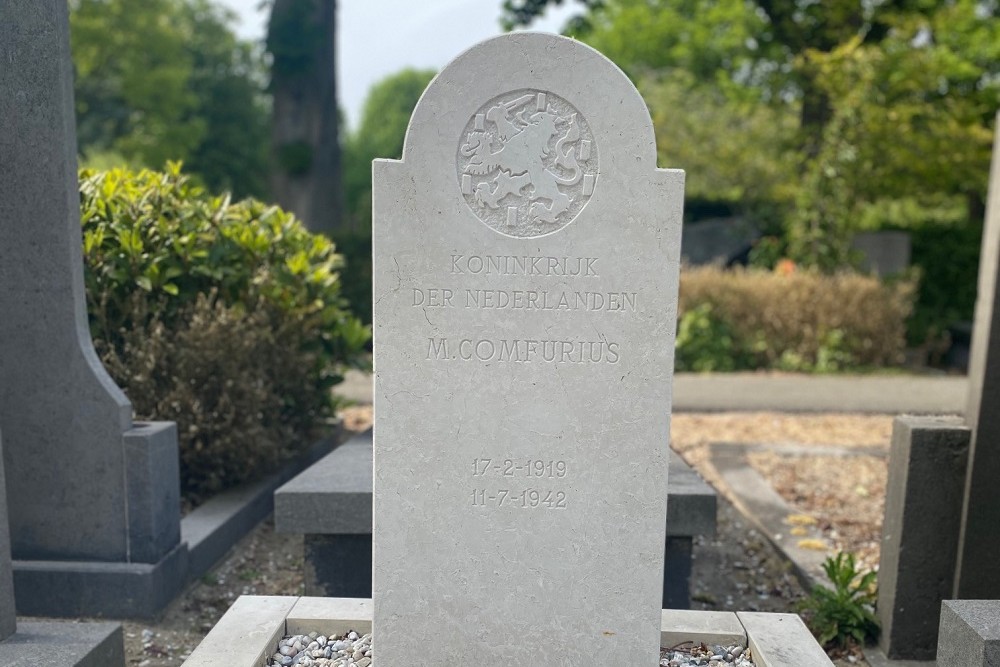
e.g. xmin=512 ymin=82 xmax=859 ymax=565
xmin=0 ymin=1 xmax=186 ymax=619
xmin=0 ymin=431 xmax=15 ymax=641
xmin=304 ymin=534 xmax=373 ymax=598
xmin=957 ymin=113 xmax=1000 ymax=599
xmin=877 ymin=416 xmax=971 ymax=660
xmin=666 ymin=451 xmax=717 ymax=538
xmin=182 ymin=436 xmax=333 ymax=580
xmin=851 ymin=231 xmax=911 ymax=277
xmin=274 ymin=431 xmax=373 ymax=535
xmin=663 ymin=537 xmax=693 ymax=610
xmin=0 ymin=620 xmax=124 ymax=667
xmin=0 ymin=0 xmax=134 ymax=563
xmin=937 ymin=600 xmax=1000 ymax=667
xmin=277 ymin=429 xmax=716 ymax=608
xmin=12 ymin=542 xmax=188 ymax=619
xmin=125 ymin=422 xmax=180 ymax=564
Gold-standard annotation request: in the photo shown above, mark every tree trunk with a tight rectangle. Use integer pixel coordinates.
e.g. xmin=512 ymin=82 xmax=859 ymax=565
xmin=267 ymin=0 xmax=343 ymax=236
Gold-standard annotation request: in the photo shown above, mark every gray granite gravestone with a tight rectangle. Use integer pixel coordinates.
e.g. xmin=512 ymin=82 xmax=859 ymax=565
xmin=0 ymin=0 xmax=185 ymax=617
xmin=372 ymin=33 xmax=684 ymax=665
xmin=0 ymin=430 xmax=15 ymax=642
xmin=956 ymin=113 xmax=1000 ymax=599
xmin=936 ymin=600 xmax=1000 ymax=666
xmin=876 ymin=417 xmax=971 ymax=660
xmin=0 ymin=429 xmax=125 ymax=666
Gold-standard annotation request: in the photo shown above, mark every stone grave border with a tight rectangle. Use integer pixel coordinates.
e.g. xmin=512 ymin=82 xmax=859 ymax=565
xmin=182 ymin=596 xmax=833 ymax=667
xmin=9 ymin=431 xmax=336 ymax=619
xmin=180 ymin=431 xmax=338 ymax=581
xmin=273 ymin=429 xmax=717 ymax=609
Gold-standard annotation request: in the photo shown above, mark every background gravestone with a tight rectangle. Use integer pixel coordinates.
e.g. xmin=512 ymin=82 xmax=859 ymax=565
xmin=0 ymin=0 xmax=183 ymax=617
xmin=373 ymin=33 xmax=684 ymax=665
xmin=955 ymin=112 xmax=1000 ymax=599
xmin=0 ymin=430 xmax=15 ymax=642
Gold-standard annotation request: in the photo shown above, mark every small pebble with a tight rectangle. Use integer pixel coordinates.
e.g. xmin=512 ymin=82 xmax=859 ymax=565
xmin=267 ymin=633 xmax=754 ymax=666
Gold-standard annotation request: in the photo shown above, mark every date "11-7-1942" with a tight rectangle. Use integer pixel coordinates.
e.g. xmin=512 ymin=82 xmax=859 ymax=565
xmin=470 ymin=488 xmax=568 ymax=509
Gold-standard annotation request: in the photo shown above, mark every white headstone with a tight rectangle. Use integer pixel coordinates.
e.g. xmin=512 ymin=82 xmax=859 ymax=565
xmin=372 ymin=33 xmax=684 ymax=664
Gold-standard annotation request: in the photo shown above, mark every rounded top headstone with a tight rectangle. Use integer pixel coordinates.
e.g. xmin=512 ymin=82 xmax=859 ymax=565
xmin=398 ymin=32 xmax=658 ymax=239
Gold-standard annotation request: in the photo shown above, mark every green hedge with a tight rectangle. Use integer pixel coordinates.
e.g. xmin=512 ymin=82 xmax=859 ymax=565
xmin=81 ymin=163 xmax=369 ymax=502
xmin=677 ymin=266 xmax=915 ymax=372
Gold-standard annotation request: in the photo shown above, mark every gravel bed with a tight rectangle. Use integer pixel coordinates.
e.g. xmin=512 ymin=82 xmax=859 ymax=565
xmin=266 ymin=631 xmax=754 ymax=667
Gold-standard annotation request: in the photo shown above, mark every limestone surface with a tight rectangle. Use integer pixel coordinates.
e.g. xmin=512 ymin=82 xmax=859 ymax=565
xmin=372 ymin=32 xmax=683 ymax=666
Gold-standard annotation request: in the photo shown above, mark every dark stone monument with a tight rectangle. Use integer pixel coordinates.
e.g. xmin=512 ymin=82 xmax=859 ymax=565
xmin=876 ymin=417 xmax=971 ymax=660
xmin=0 ymin=431 xmax=15 ymax=642
xmin=936 ymin=600 xmax=1000 ymax=667
xmin=0 ymin=0 xmax=185 ymax=617
xmin=0 ymin=430 xmax=126 ymax=665
xmin=955 ymin=112 xmax=1000 ymax=600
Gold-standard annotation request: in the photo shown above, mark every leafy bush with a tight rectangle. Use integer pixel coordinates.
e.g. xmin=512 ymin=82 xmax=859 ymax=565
xmin=678 ymin=266 xmax=915 ymax=371
xmin=675 ymin=304 xmax=743 ymax=372
xmin=81 ymin=164 xmax=369 ymax=502
xmin=800 ymin=552 xmax=879 ymax=648
xmin=906 ymin=217 xmax=982 ymax=350
xmin=330 ymin=230 xmax=373 ymax=327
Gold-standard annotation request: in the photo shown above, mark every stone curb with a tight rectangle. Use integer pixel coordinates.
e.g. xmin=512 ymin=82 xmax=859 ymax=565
xmin=708 ymin=443 xmax=828 ymax=590
xmin=182 ymin=596 xmax=831 ymax=666
xmin=182 ymin=431 xmax=339 ymax=582
xmin=0 ymin=620 xmax=124 ymax=667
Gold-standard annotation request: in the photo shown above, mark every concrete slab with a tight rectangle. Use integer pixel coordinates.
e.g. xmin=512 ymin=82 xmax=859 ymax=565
xmin=0 ymin=620 xmax=124 ymax=667
xmin=710 ymin=444 xmax=827 ymax=587
xmin=273 ymin=431 xmax=372 ymax=535
xmin=286 ymin=597 xmax=373 ymax=637
xmin=276 ymin=433 xmax=713 ymax=538
xmin=334 ymin=369 xmax=968 ymax=414
xmin=674 ymin=374 xmax=965 ymax=414
xmin=186 ymin=597 xmax=831 ymax=667
xmin=182 ymin=596 xmax=296 ymax=667
xmin=737 ymin=612 xmax=834 ymax=667
xmin=660 ymin=609 xmax=745 ymax=647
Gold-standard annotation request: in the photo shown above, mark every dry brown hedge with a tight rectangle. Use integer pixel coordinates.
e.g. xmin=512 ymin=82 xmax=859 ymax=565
xmin=678 ymin=266 xmax=915 ymax=370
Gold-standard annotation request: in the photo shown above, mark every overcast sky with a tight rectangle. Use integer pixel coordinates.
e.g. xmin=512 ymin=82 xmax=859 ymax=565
xmin=214 ymin=0 xmax=577 ymax=130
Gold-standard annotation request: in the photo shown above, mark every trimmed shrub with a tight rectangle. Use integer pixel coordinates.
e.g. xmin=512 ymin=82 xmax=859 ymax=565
xmin=80 ymin=164 xmax=369 ymax=502
xmin=678 ymin=266 xmax=915 ymax=372
xmin=330 ymin=229 xmax=373 ymax=327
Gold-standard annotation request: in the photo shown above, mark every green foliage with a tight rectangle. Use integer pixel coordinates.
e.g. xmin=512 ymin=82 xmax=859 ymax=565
xmin=338 ymin=68 xmax=435 ymax=324
xmin=80 ymin=164 xmax=369 ymax=500
xmin=800 ymin=553 xmax=879 ymax=648
xmin=278 ymin=141 xmax=315 ymax=176
xmin=675 ymin=304 xmax=741 ymax=372
xmin=70 ymin=0 xmax=270 ymax=198
xmin=329 ymin=230 xmax=373 ymax=327
xmin=501 ymin=0 xmax=998 ymax=325
xmin=678 ymin=266 xmax=915 ymax=372
xmin=901 ymin=205 xmax=982 ymax=349
xmin=641 ymin=71 xmax=798 ymax=222
xmin=266 ymin=0 xmax=327 ymax=79
xmin=343 ymin=68 xmax=436 ymax=230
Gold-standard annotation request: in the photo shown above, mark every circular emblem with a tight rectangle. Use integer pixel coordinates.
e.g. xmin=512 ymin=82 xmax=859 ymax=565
xmin=457 ymin=89 xmax=599 ymax=238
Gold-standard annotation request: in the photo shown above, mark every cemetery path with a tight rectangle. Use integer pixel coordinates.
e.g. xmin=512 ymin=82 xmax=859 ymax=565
xmin=121 ymin=409 xmax=884 ymax=666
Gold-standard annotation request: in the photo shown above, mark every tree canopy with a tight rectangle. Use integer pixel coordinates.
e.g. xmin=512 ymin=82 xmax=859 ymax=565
xmin=342 ymin=68 xmax=437 ymax=231
xmin=502 ymin=0 xmax=999 ymax=268
xmin=70 ymin=0 xmax=270 ymax=198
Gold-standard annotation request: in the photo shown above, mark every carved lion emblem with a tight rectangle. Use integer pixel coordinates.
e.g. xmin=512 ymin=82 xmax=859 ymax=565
xmin=457 ymin=90 xmax=598 ymax=238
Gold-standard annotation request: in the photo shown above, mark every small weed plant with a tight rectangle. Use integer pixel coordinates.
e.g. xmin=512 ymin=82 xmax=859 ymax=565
xmin=800 ymin=552 xmax=879 ymax=648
